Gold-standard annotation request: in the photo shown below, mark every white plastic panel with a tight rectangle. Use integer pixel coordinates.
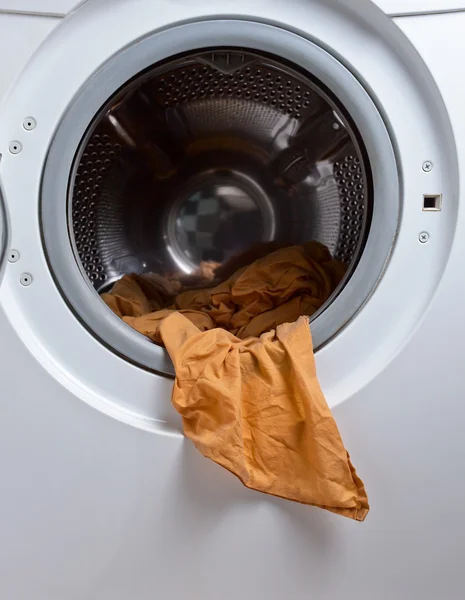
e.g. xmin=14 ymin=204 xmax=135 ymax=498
xmin=0 ymin=13 xmax=59 ymax=105
xmin=0 ymin=0 xmax=83 ymax=15
xmin=372 ymin=0 xmax=465 ymax=14
xmin=1 ymin=0 xmax=465 ymax=19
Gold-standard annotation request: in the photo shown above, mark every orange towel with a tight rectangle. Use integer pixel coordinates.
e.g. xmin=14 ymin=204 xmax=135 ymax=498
xmin=102 ymin=242 xmax=369 ymax=520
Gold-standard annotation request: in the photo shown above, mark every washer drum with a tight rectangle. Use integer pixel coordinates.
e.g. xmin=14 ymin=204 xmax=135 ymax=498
xmin=34 ymin=46 xmax=380 ymax=376
xmin=70 ymin=49 xmax=371 ymax=297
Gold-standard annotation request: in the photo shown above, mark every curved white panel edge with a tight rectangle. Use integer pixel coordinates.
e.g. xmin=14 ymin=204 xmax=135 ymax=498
xmin=0 ymin=0 xmax=85 ymax=16
xmin=1 ymin=0 xmax=465 ymax=18
xmin=372 ymin=0 xmax=465 ymax=14
xmin=0 ymin=13 xmax=59 ymax=105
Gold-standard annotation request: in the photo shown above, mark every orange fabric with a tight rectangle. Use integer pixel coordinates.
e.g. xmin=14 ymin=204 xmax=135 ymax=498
xmin=102 ymin=242 xmax=369 ymax=520
xmin=103 ymin=242 xmax=347 ymax=342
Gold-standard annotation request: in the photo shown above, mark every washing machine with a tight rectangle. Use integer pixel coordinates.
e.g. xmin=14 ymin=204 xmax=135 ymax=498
xmin=0 ymin=0 xmax=464 ymax=598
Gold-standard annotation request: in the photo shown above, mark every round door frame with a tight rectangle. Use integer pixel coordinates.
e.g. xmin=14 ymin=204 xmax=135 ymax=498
xmin=40 ymin=20 xmax=398 ymax=375
xmin=0 ymin=0 xmax=457 ymax=430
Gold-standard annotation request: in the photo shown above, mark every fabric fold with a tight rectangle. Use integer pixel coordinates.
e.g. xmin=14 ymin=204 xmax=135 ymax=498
xmin=102 ymin=242 xmax=369 ymax=520
xmin=160 ymin=312 xmax=368 ymax=521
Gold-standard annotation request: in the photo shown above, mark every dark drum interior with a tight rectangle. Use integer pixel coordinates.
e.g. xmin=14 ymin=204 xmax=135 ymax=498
xmin=69 ymin=48 xmax=372 ymax=314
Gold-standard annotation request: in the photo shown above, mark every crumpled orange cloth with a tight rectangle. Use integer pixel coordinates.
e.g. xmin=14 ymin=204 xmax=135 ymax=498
xmin=102 ymin=242 xmax=369 ymax=520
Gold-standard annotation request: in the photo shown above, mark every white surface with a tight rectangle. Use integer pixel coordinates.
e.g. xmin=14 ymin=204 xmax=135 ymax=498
xmin=0 ymin=13 xmax=58 ymax=104
xmin=1 ymin=0 xmax=465 ymax=17
xmin=0 ymin=3 xmax=465 ymax=600
xmin=372 ymin=0 xmax=465 ymax=14
xmin=0 ymin=0 xmax=83 ymax=15
xmin=1 ymin=262 xmax=465 ymax=600
xmin=1 ymin=0 xmax=464 ymax=19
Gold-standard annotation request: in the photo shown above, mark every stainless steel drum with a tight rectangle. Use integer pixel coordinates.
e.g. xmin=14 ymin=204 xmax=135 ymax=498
xmin=69 ymin=49 xmax=371 ymax=296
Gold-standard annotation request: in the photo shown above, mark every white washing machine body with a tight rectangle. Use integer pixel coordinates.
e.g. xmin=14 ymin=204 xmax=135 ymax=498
xmin=0 ymin=1 xmax=465 ymax=598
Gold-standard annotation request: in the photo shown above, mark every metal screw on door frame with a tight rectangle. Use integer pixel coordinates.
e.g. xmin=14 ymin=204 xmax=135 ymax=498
xmin=422 ymin=161 xmax=433 ymax=172
xmin=8 ymin=249 xmax=19 ymax=263
xmin=9 ymin=141 xmax=22 ymax=154
xmin=23 ymin=117 xmax=36 ymax=131
xmin=419 ymin=232 xmax=429 ymax=243
xmin=20 ymin=273 xmax=33 ymax=286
